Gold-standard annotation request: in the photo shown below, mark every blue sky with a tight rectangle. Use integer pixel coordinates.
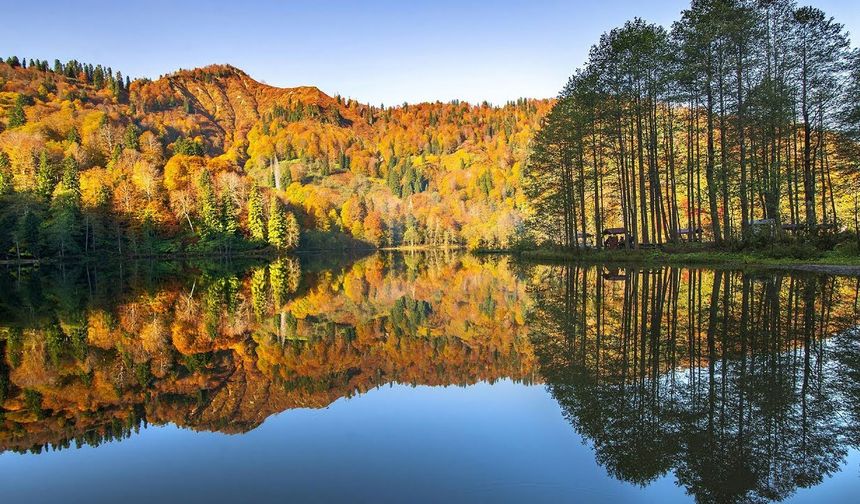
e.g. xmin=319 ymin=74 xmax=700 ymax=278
xmin=1 ymin=0 xmax=857 ymax=104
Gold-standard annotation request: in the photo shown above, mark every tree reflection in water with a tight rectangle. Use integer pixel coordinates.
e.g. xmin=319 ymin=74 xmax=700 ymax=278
xmin=0 ymin=253 xmax=535 ymax=452
xmin=529 ymin=265 xmax=860 ymax=503
xmin=2 ymin=255 xmax=860 ymax=503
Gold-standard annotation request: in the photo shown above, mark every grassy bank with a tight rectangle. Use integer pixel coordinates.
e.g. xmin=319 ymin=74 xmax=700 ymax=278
xmin=508 ymin=244 xmax=860 ymax=270
xmin=380 ymin=245 xmax=466 ymax=252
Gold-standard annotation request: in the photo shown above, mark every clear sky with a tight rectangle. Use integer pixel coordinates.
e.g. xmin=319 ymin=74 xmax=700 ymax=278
xmin=1 ymin=0 xmax=858 ymax=105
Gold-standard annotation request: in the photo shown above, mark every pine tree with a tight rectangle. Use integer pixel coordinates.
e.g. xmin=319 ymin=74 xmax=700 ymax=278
xmin=221 ymin=192 xmax=238 ymax=237
xmin=110 ymin=144 xmax=122 ymax=166
xmin=402 ymin=164 xmax=415 ymax=197
xmin=197 ymin=170 xmax=219 ymax=239
xmin=280 ymin=165 xmax=292 ymax=188
xmin=62 ymin=155 xmax=79 ymax=193
xmin=843 ymin=48 xmax=860 ymax=140
xmin=174 ymin=137 xmax=203 ymax=156
xmin=15 ymin=209 xmax=41 ymax=258
xmin=247 ymin=184 xmax=267 ymax=242
xmin=36 ymin=150 xmax=55 ymax=199
xmin=47 ymin=183 xmax=81 ymax=258
xmin=93 ymin=66 xmax=104 ymax=88
xmin=66 ymin=127 xmax=80 ymax=144
xmin=8 ymin=94 xmax=26 ymax=128
xmin=123 ymin=124 xmax=140 ymax=150
xmin=114 ymin=71 xmax=124 ymax=100
xmin=387 ymin=164 xmax=401 ymax=196
xmin=0 ymin=152 xmax=12 ymax=195
xmin=339 ymin=151 xmax=351 ymax=171
xmin=267 ymin=196 xmax=287 ymax=249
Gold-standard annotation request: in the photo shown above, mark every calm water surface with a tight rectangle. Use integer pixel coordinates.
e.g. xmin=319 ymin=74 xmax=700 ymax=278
xmin=1 ymin=252 xmax=859 ymax=503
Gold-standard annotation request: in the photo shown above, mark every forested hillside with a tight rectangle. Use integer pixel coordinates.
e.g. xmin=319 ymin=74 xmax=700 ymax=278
xmin=0 ymin=58 xmax=549 ymax=260
xmin=526 ymin=0 xmax=860 ymax=254
xmin=6 ymin=0 xmax=858 ymax=262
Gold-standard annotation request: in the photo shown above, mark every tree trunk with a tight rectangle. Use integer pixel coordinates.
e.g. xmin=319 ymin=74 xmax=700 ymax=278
xmin=706 ymin=60 xmax=723 ymax=244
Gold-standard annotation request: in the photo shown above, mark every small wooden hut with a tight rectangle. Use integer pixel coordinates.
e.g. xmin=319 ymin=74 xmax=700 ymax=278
xmin=602 ymin=228 xmax=630 ymax=250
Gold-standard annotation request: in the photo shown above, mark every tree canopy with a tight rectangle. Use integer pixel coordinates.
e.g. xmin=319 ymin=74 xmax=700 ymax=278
xmin=525 ymin=0 xmax=858 ymax=251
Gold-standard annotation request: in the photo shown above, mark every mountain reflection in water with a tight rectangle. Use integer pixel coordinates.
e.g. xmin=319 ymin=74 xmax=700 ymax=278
xmin=1 ymin=253 xmax=859 ymax=503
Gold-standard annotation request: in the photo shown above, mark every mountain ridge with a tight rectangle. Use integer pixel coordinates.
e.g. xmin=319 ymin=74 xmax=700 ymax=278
xmin=0 ymin=56 xmax=550 ymax=256
xmin=132 ymin=63 xmax=361 ymax=156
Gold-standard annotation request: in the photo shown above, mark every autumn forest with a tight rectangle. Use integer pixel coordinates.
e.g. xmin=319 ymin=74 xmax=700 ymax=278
xmin=528 ymin=0 xmax=860 ymax=254
xmin=4 ymin=1 xmax=860 ymax=501
xmin=3 ymin=1 xmax=860 ymax=262
xmin=0 ymin=57 xmax=547 ymax=259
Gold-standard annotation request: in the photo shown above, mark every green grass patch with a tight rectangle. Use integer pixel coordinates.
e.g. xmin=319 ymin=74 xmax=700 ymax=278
xmin=514 ymin=244 xmax=860 ymax=268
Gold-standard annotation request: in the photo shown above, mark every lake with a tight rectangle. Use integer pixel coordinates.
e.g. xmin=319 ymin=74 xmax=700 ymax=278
xmin=1 ymin=252 xmax=859 ymax=503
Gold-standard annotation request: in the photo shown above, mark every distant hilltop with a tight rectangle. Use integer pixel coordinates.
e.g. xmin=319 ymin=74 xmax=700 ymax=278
xmin=0 ymin=56 xmax=550 ymax=260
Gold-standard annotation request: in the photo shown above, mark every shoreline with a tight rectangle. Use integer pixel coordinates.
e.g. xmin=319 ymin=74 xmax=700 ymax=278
xmin=379 ymin=245 xmax=466 ymax=252
xmin=506 ymin=248 xmax=860 ymax=276
xmin=4 ymin=246 xmax=860 ymax=276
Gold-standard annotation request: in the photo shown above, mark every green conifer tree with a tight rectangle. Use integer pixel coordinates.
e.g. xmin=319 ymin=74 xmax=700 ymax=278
xmin=197 ymin=170 xmax=219 ymax=239
xmin=47 ymin=185 xmax=81 ymax=257
xmin=0 ymin=152 xmax=12 ymax=194
xmin=221 ymin=192 xmax=238 ymax=237
xmin=387 ymin=164 xmax=401 ymax=196
xmin=123 ymin=124 xmax=140 ymax=151
xmin=280 ymin=165 xmax=292 ymax=188
xmin=267 ymin=196 xmax=286 ymax=249
xmin=66 ymin=127 xmax=80 ymax=144
xmin=8 ymin=94 xmax=27 ymax=128
xmin=14 ymin=209 xmax=41 ymax=258
xmin=247 ymin=183 xmax=267 ymax=242
xmin=36 ymin=150 xmax=55 ymax=199
xmin=62 ymin=155 xmax=79 ymax=196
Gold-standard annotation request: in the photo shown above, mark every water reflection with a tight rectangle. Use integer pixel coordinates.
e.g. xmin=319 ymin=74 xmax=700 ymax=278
xmin=529 ymin=265 xmax=860 ymax=502
xmin=0 ymin=253 xmax=534 ymax=452
xmin=1 ymin=256 xmax=859 ymax=502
